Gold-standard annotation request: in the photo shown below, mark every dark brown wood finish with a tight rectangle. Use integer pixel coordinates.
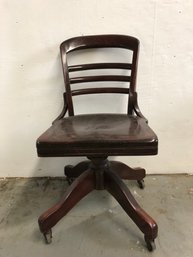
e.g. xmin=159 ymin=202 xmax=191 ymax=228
xmin=39 ymin=169 xmax=95 ymax=234
xmin=68 ymin=62 xmax=132 ymax=72
xmin=60 ymin=34 xmax=139 ymax=117
xmin=37 ymin=35 xmax=158 ymax=251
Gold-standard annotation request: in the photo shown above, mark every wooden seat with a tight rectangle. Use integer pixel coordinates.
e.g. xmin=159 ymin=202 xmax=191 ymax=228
xmin=37 ymin=114 xmax=158 ymax=157
xmin=36 ymin=35 xmax=158 ymax=251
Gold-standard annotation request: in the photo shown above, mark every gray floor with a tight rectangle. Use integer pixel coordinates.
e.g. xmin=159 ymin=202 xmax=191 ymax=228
xmin=0 ymin=175 xmax=193 ymax=257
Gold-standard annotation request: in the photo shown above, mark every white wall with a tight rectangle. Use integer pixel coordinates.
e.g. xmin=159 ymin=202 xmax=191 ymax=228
xmin=1 ymin=0 xmax=193 ymax=177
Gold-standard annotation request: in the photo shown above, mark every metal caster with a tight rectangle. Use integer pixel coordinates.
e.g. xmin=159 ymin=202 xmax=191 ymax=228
xmin=43 ymin=229 xmax=52 ymax=244
xmin=64 ymin=165 xmax=75 ymax=185
xmin=144 ymin=236 xmax=156 ymax=251
xmin=66 ymin=177 xmax=75 ymax=185
xmin=64 ymin=165 xmax=74 ymax=176
xmin=137 ymin=179 xmax=145 ymax=189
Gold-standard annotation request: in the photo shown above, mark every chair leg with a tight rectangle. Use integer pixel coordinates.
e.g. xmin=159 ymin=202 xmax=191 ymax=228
xmin=105 ymin=169 xmax=158 ymax=251
xmin=38 ymin=169 xmax=95 ymax=243
xmin=109 ymin=161 xmax=146 ymax=189
xmin=64 ymin=160 xmax=91 ymax=184
xmin=110 ymin=161 xmax=146 ymax=180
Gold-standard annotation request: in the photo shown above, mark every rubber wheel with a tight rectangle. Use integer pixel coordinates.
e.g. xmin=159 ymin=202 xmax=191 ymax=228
xmin=66 ymin=177 xmax=75 ymax=185
xmin=44 ymin=229 xmax=52 ymax=244
xmin=64 ymin=165 xmax=74 ymax=176
xmin=145 ymin=238 xmax=156 ymax=252
xmin=137 ymin=179 xmax=145 ymax=189
xmin=64 ymin=165 xmax=75 ymax=185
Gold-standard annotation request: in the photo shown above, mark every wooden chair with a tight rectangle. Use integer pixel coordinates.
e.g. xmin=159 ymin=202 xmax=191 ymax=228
xmin=36 ymin=35 xmax=158 ymax=251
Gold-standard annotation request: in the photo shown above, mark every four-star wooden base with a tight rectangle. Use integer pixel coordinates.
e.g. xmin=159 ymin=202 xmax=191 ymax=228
xmin=38 ymin=157 xmax=158 ymax=251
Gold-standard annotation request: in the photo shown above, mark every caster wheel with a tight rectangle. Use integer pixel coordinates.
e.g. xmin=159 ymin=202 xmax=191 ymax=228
xmin=137 ymin=179 xmax=145 ymax=189
xmin=66 ymin=177 xmax=75 ymax=185
xmin=64 ymin=165 xmax=74 ymax=176
xmin=64 ymin=165 xmax=75 ymax=185
xmin=145 ymin=237 xmax=156 ymax=251
xmin=43 ymin=229 xmax=52 ymax=244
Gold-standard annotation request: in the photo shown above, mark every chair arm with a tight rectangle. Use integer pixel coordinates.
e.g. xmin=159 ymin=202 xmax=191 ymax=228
xmin=132 ymin=92 xmax=148 ymax=123
xmin=52 ymin=93 xmax=68 ymax=124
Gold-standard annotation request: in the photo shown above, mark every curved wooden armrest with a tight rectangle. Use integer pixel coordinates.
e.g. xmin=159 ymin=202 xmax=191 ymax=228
xmin=133 ymin=92 xmax=148 ymax=123
xmin=52 ymin=93 xmax=68 ymax=124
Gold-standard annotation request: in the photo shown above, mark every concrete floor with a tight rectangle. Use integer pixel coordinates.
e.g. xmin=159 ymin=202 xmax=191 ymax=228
xmin=0 ymin=175 xmax=193 ymax=257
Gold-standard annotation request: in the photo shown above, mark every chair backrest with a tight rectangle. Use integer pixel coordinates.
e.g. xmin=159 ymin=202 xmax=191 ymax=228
xmin=60 ymin=34 xmax=139 ymax=116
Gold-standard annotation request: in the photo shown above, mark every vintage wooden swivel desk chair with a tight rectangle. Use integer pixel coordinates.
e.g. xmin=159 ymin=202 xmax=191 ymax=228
xmin=36 ymin=35 xmax=158 ymax=251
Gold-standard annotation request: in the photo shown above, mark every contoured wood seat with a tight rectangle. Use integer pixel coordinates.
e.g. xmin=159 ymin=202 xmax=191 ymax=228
xmin=36 ymin=34 xmax=158 ymax=251
xmin=37 ymin=114 xmax=157 ymax=156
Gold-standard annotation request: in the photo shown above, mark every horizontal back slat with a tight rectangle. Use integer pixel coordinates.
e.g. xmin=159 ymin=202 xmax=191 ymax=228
xmin=61 ymin=34 xmax=139 ymax=53
xmin=70 ymin=75 xmax=131 ymax=84
xmin=71 ymin=87 xmax=130 ymax=96
xmin=68 ymin=63 xmax=132 ymax=72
